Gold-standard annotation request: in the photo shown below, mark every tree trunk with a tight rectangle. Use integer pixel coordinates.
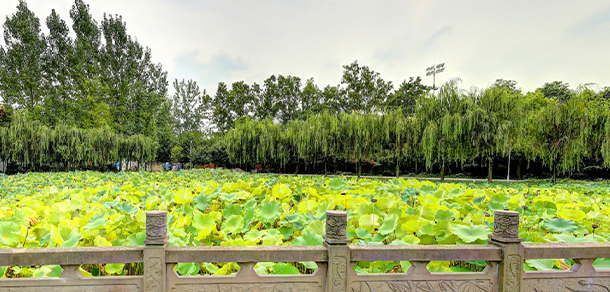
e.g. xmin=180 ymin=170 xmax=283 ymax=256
xmin=487 ymin=158 xmax=493 ymax=183
xmin=552 ymin=162 xmax=557 ymax=184
xmin=295 ymin=161 xmax=299 ymax=175
xmin=324 ymin=161 xmax=328 ymax=177
xmin=507 ymin=152 xmax=511 ymax=182
xmin=517 ymin=160 xmax=522 ymax=179
xmin=440 ymin=161 xmax=446 ymax=182
xmin=396 ymin=157 xmax=400 ymax=178
xmin=357 ymin=160 xmax=362 ymax=180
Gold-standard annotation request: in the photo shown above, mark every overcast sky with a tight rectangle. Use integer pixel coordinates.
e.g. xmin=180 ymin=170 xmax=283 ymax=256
xmin=2 ymin=0 xmax=610 ymax=96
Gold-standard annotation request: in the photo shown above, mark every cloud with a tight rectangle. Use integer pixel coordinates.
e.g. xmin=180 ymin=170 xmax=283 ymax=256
xmin=169 ymin=52 xmax=248 ymax=94
xmin=572 ymin=7 xmax=610 ymax=35
xmin=423 ymin=26 xmax=452 ymax=49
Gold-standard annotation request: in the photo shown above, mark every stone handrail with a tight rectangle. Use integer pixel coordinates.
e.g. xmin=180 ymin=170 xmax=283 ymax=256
xmin=1 ymin=209 xmax=610 ymax=292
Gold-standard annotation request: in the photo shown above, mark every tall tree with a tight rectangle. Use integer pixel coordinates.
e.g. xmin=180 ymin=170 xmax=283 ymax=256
xmin=300 ymin=78 xmax=323 ymax=118
xmin=275 ymin=75 xmax=302 ymax=124
xmin=42 ymin=9 xmax=76 ymax=126
xmin=172 ymin=79 xmax=210 ymax=134
xmin=386 ymin=77 xmax=430 ymax=114
xmin=340 ymin=61 xmax=393 ymax=113
xmin=537 ymin=81 xmax=573 ymax=102
xmin=1 ymin=0 xmax=47 ymax=112
xmin=418 ymin=78 xmax=467 ymax=181
xmin=463 ymin=85 xmax=523 ymax=182
xmin=525 ymin=95 xmax=590 ymax=183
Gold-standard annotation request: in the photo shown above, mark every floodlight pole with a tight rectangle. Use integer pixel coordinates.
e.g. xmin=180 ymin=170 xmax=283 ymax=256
xmin=426 ymin=62 xmax=445 ymax=95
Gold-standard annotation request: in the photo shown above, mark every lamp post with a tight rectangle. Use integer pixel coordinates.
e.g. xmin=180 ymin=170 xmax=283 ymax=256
xmin=426 ymin=62 xmax=445 ymax=93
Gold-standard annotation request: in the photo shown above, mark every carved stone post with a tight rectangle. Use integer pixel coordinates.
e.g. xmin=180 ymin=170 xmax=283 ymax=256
xmin=144 ymin=211 xmax=168 ymax=292
xmin=325 ymin=211 xmax=350 ymax=292
xmin=489 ymin=210 xmax=524 ymax=292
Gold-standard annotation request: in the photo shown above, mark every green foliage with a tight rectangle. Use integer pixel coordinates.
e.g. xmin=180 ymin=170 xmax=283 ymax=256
xmin=2 ymin=169 xmax=610 ymax=276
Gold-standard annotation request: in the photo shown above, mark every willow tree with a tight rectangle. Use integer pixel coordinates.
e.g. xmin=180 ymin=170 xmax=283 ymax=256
xmin=308 ymin=111 xmax=340 ymax=175
xmin=338 ymin=112 xmax=383 ymax=179
xmin=418 ymin=79 xmax=467 ymax=181
xmin=380 ymin=109 xmax=419 ymax=177
xmin=525 ymin=95 xmax=590 ymax=183
xmin=463 ymin=86 xmax=523 ymax=182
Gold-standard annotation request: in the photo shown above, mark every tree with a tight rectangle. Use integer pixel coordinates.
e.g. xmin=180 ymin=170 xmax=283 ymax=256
xmin=418 ymin=78 xmax=467 ymax=181
xmin=386 ymin=77 xmax=430 ymax=114
xmin=525 ymin=95 xmax=590 ymax=183
xmin=275 ymin=75 xmax=302 ymax=124
xmin=0 ymin=0 xmax=47 ymax=112
xmin=490 ymin=79 xmax=521 ymax=95
xmin=42 ymin=9 xmax=76 ymax=126
xmin=321 ymin=85 xmax=343 ymax=114
xmin=598 ymin=86 xmax=610 ymax=100
xmin=99 ymin=13 xmax=169 ymax=137
xmin=537 ymin=81 xmax=573 ymax=102
xmin=340 ymin=61 xmax=393 ymax=113
xmin=300 ymin=78 xmax=323 ymax=118
xmin=211 ymin=81 xmax=255 ymax=132
xmin=463 ymin=85 xmax=523 ymax=182
xmin=172 ymin=79 xmax=210 ymax=134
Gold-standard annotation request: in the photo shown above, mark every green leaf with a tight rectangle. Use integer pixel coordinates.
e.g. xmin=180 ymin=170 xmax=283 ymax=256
xmin=451 ymin=224 xmax=491 ymax=243
xmin=593 ymin=258 xmax=610 ymax=270
xmin=105 ymin=263 xmax=125 ymax=275
xmin=193 ymin=195 xmax=211 ymax=210
xmin=271 ymin=263 xmax=300 ymax=274
xmin=257 ymin=201 xmax=282 ymax=223
xmin=223 ymin=215 xmax=245 ymax=234
xmin=126 ymin=231 xmax=146 ymax=246
xmin=293 ymin=231 xmax=323 ymax=245
xmin=543 ymin=218 xmax=578 ymax=233
xmin=60 ymin=230 xmax=81 ymax=248
xmin=222 ymin=204 xmax=243 ymax=218
xmin=435 ymin=209 xmax=454 ymax=221
xmin=272 ymin=184 xmax=291 ymax=199
xmin=0 ymin=221 xmax=21 ymax=247
xmin=84 ymin=213 xmax=107 ymax=231
xmin=358 ymin=214 xmax=380 ymax=233
xmin=176 ymin=262 xmax=200 ymax=276
xmin=378 ymin=215 xmax=398 ymax=235
xmin=525 ymin=259 xmax=554 ymax=271
xmin=305 ymin=220 xmax=325 ymax=236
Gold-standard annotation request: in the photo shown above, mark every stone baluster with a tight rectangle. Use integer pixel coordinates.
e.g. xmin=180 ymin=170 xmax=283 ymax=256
xmin=144 ymin=211 xmax=168 ymax=292
xmin=489 ymin=210 xmax=524 ymax=292
xmin=325 ymin=211 xmax=350 ymax=292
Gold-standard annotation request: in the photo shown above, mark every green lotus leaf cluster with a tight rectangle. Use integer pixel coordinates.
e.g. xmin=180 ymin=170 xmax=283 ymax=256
xmin=1 ymin=169 xmax=610 ymax=276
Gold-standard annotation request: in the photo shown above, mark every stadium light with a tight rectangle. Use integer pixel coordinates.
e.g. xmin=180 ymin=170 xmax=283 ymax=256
xmin=426 ymin=62 xmax=445 ymax=93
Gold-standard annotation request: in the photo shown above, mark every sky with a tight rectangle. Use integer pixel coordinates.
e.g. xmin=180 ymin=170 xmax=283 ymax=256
xmin=1 ymin=0 xmax=610 ymax=96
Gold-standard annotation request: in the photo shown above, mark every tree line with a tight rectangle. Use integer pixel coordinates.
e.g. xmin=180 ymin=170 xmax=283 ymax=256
xmin=0 ymin=113 xmax=156 ymax=173
xmin=225 ymin=79 xmax=610 ymax=183
xmin=2 ymin=0 xmax=610 ymax=181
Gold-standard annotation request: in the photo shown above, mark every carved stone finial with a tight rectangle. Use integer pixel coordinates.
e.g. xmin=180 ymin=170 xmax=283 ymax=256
xmin=324 ymin=211 xmax=350 ymax=245
xmin=145 ymin=211 xmax=168 ymax=245
xmin=489 ymin=210 xmax=523 ymax=243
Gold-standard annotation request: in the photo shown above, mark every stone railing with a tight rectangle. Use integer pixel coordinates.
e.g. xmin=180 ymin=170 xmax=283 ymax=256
xmin=1 ymin=209 xmax=610 ymax=292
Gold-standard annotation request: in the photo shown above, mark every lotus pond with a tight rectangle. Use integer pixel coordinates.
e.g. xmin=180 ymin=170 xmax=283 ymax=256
xmin=1 ymin=169 xmax=609 ymax=276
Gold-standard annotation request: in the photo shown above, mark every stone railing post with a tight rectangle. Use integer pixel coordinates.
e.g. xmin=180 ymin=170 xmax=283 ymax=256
xmin=144 ymin=211 xmax=168 ymax=292
xmin=324 ymin=211 xmax=350 ymax=292
xmin=489 ymin=210 xmax=524 ymax=292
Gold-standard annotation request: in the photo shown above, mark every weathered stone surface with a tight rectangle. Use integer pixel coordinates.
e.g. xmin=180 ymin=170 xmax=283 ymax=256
xmin=489 ymin=210 xmax=523 ymax=243
xmin=166 ymin=246 xmax=327 ymax=263
xmin=523 ymin=278 xmax=610 ymax=292
xmin=349 ymin=245 xmax=502 ymax=262
xmin=0 ymin=285 xmax=139 ymax=292
xmin=0 ymin=246 xmax=143 ymax=266
xmin=169 ymin=283 xmax=323 ymax=292
xmin=351 ymin=280 xmax=493 ymax=292
xmin=325 ymin=211 xmax=349 ymax=245
xmin=145 ymin=211 xmax=168 ymax=245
